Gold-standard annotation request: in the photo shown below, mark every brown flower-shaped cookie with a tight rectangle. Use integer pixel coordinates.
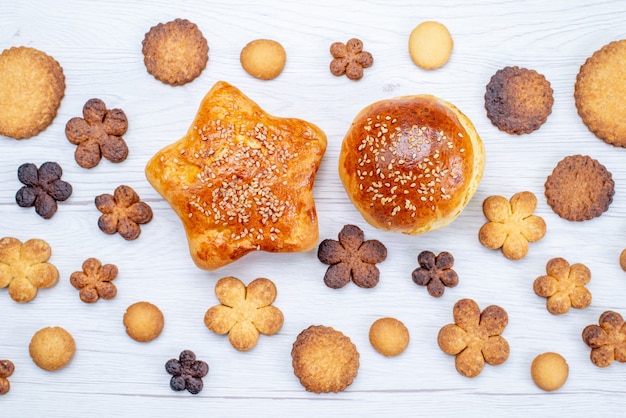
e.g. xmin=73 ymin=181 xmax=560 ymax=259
xmin=0 ymin=237 xmax=58 ymax=303
xmin=317 ymin=224 xmax=387 ymax=289
xmin=204 ymin=277 xmax=284 ymax=351
xmin=582 ymin=310 xmax=626 ymax=367
xmin=412 ymin=250 xmax=458 ymax=297
xmin=0 ymin=360 xmax=14 ymax=395
xmin=165 ymin=350 xmax=209 ymax=395
xmin=478 ymin=191 xmax=546 ymax=260
xmin=95 ymin=185 xmax=153 ymax=240
xmin=70 ymin=258 xmax=118 ymax=303
xmin=65 ymin=98 xmax=129 ymax=168
xmin=329 ymin=38 xmax=373 ymax=80
xmin=15 ymin=162 xmax=72 ymax=219
xmin=533 ymin=257 xmax=591 ymax=315
xmin=438 ymin=298 xmax=510 ymax=378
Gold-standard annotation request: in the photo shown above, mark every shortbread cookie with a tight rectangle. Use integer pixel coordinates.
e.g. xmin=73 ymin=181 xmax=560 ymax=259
xmin=0 ymin=46 xmax=65 ymax=139
xmin=408 ymin=21 xmax=453 ymax=70
xmin=123 ymin=301 xmax=164 ymax=342
xmin=369 ymin=317 xmax=409 ymax=356
xmin=292 ymin=325 xmax=359 ymax=393
xmin=545 ymin=155 xmax=614 ymax=221
xmin=29 ymin=326 xmax=75 ymax=371
xmin=575 ymin=40 xmax=626 ymax=146
xmin=142 ymin=18 xmax=209 ymax=86
xmin=531 ymin=352 xmax=568 ymax=391
xmin=485 ymin=66 xmax=553 ymax=134
xmin=240 ymin=39 xmax=286 ymax=80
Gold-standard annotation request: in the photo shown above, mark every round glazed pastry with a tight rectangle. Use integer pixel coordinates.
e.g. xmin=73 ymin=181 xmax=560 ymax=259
xmin=339 ymin=95 xmax=485 ymax=234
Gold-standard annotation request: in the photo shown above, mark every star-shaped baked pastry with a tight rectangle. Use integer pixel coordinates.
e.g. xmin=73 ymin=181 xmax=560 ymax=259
xmin=145 ymin=81 xmax=327 ymax=270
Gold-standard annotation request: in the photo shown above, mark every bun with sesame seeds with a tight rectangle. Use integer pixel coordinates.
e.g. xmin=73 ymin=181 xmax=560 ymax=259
xmin=338 ymin=94 xmax=484 ymax=235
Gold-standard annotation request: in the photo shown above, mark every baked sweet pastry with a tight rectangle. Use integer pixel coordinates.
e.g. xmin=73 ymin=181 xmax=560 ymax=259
xmin=29 ymin=326 xmax=75 ymax=371
xmin=545 ymin=155 xmax=614 ymax=221
xmin=582 ymin=310 xmax=626 ymax=367
xmin=329 ymin=38 xmax=373 ymax=80
xmin=0 ymin=46 xmax=65 ymax=139
xmin=369 ymin=317 xmax=409 ymax=356
xmin=204 ymin=277 xmax=284 ymax=351
xmin=317 ymin=224 xmax=387 ymax=289
xmin=123 ymin=301 xmax=164 ymax=342
xmin=15 ymin=161 xmax=73 ymax=219
xmin=142 ymin=18 xmax=209 ymax=86
xmin=240 ymin=39 xmax=286 ymax=80
xmin=145 ymin=81 xmax=327 ymax=270
xmin=292 ymin=325 xmax=359 ymax=393
xmin=411 ymin=250 xmax=458 ymax=297
xmin=339 ymin=94 xmax=484 ymax=234
xmin=478 ymin=191 xmax=546 ymax=260
xmin=575 ymin=40 xmax=626 ymax=146
xmin=95 ymin=185 xmax=153 ymax=240
xmin=0 ymin=237 xmax=59 ymax=303
xmin=408 ymin=21 xmax=453 ymax=70
xmin=531 ymin=352 xmax=568 ymax=391
xmin=70 ymin=258 xmax=118 ymax=303
xmin=165 ymin=350 xmax=209 ymax=395
xmin=533 ymin=257 xmax=592 ymax=315
xmin=485 ymin=66 xmax=553 ymax=134
xmin=0 ymin=360 xmax=14 ymax=395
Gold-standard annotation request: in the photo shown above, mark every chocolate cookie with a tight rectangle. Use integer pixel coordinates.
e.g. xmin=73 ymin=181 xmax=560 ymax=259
xmin=485 ymin=66 xmax=553 ymax=134
xmin=575 ymin=40 xmax=626 ymax=146
xmin=545 ymin=155 xmax=614 ymax=221
xmin=142 ymin=18 xmax=209 ymax=86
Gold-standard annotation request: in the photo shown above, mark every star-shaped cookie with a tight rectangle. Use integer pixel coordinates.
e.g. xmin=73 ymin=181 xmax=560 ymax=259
xmin=145 ymin=81 xmax=327 ymax=270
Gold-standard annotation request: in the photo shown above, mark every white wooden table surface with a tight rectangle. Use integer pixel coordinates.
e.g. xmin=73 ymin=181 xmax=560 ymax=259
xmin=2 ymin=0 xmax=626 ymax=416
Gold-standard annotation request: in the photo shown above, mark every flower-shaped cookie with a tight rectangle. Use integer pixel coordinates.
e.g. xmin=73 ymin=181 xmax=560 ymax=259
xmin=438 ymin=298 xmax=510 ymax=378
xmin=582 ymin=310 xmax=626 ymax=367
xmin=70 ymin=258 xmax=118 ymax=303
xmin=65 ymin=98 xmax=129 ymax=168
xmin=317 ymin=224 xmax=387 ymax=289
xmin=204 ymin=277 xmax=284 ymax=351
xmin=95 ymin=185 xmax=153 ymax=240
xmin=0 ymin=237 xmax=59 ymax=303
xmin=533 ymin=257 xmax=591 ymax=315
xmin=15 ymin=162 xmax=72 ymax=219
xmin=478 ymin=191 xmax=546 ymax=260
xmin=329 ymin=38 xmax=373 ymax=80
xmin=0 ymin=360 xmax=14 ymax=395
xmin=412 ymin=250 xmax=458 ymax=297
xmin=165 ymin=350 xmax=209 ymax=394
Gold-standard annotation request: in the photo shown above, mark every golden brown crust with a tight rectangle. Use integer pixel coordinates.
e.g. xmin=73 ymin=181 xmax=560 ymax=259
xmin=575 ymin=40 xmax=626 ymax=146
xmin=545 ymin=155 xmax=614 ymax=221
xmin=123 ymin=301 xmax=164 ymax=342
xmin=204 ymin=276 xmax=284 ymax=351
xmin=291 ymin=325 xmax=359 ymax=393
xmin=145 ymin=81 xmax=327 ymax=270
xmin=142 ymin=18 xmax=209 ymax=86
xmin=0 ymin=46 xmax=65 ymax=139
xmin=338 ymin=95 xmax=484 ymax=235
xmin=531 ymin=352 xmax=569 ymax=391
xmin=369 ymin=317 xmax=409 ymax=356
xmin=485 ymin=66 xmax=553 ymax=134
xmin=29 ymin=326 xmax=75 ymax=371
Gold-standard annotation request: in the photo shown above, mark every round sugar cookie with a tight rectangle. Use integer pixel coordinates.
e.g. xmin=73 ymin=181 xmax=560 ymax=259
xmin=369 ymin=317 xmax=409 ymax=356
xmin=531 ymin=352 xmax=569 ymax=391
xmin=29 ymin=326 xmax=75 ymax=371
xmin=240 ymin=39 xmax=286 ymax=80
xmin=408 ymin=21 xmax=453 ymax=70
xmin=123 ymin=301 xmax=164 ymax=342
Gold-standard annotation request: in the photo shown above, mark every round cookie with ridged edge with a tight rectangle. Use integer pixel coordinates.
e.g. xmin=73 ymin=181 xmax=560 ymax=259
xmin=575 ymin=40 xmax=626 ymax=146
xmin=0 ymin=46 xmax=65 ymax=139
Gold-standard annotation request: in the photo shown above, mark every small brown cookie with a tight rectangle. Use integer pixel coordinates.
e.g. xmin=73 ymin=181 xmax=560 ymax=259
xmin=240 ymin=39 xmax=286 ymax=80
xmin=0 ymin=360 xmax=14 ymax=395
xmin=142 ymin=18 xmax=209 ymax=86
xmin=575 ymin=40 xmax=626 ymax=146
xmin=329 ymin=38 xmax=373 ymax=80
xmin=123 ymin=301 xmax=164 ymax=342
xmin=533 ymin=257 xmax=592 ymax=315
xmin=29 ymin=326 xmax=75 ymax=371
xmin=95 ymin=185 xmax=153 ymax=240
xmin=0 ymin=46 xmax=65 ymax=139
xmin=369 ymin=317 xmax=409 ymax=356
xmin=69 ymin=258 xmax=118 ymax=303
xmin=411 ymin=250 xmax=458 ymax=297
xmin=531 ymin=352 xmax=568 ymax=392
xmin=545 ymin=155 xmax=614 ymax=221
xmin=292 ymin=325 xmax=359 ymax=393
xmin=620 ymin=249 xmax=626 ymax=272
xmin=485 ymin=66 xmax=553 ymax=134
